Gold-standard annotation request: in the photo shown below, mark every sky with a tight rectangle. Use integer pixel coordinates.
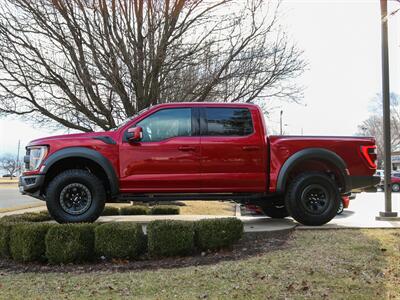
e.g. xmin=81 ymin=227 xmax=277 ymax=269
xmin=0 ymin=0 xmax=399 ymax=155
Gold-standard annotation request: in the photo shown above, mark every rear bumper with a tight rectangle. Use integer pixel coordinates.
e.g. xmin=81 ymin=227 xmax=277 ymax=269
xmin=349 ymin=175 xmax=380 ymax=192
xmin=18 ymin=175 xmax=45 ymax=200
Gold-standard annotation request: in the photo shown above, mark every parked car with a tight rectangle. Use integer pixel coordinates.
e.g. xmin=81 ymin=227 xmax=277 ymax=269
xmin=392 ymin=177 xmax=400 ymax=192
xmin=19 ymin=103 xmax=379 ymax=226
xmin=376 ymin=175 xmax=400 ymax=192
xmin=336 ymin=194 xmax=356 ymax=215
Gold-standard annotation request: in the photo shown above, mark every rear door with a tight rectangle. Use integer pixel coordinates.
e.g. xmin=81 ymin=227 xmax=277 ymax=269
xmin=199 ymin=106 xmax=267 ymax=192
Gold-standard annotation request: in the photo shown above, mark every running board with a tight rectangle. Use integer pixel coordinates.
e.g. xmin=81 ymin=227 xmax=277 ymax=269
xmin=113 ymin=193 xmax=269 ymax=203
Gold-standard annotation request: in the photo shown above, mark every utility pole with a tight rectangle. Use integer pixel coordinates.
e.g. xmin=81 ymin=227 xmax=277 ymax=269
xmin=16 ymin=140 xmax=20 ymax=176
xmin=377 ymin=0 xmax=398 ymax=219
xmin=280 ymin=110 xmax=283 ymax=135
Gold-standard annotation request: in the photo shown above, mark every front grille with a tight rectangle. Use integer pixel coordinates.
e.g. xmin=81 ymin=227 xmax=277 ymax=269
xmin=24 ymin=177 xmax=36 ymax=185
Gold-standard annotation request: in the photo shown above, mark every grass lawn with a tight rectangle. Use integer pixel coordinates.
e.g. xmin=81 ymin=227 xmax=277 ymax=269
xmin=179 ymin=201 xmax=235 ymax=216
xmin=106 ymin=201 xmax=235 ymax=216
xmin=1 ymin=229 xmax=399 ymax=299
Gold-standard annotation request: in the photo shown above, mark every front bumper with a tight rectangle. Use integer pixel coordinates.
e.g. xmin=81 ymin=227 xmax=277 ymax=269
xmin=349 ymin=175 xmax=380 ymax=192
xmin=19 ymin=174 xmax=45 ymax=200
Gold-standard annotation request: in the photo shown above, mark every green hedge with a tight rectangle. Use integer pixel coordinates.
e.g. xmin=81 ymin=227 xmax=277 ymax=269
xmin=45 ymin=224 xmax=95 ymax=264
xmin=147 ymin=220 xmax=194 ymax=257
xmin=101 ymin=206 xmax=120 ymax=216
xmin=0 ymin=222 xmax=12 ymax=258
xmin=9 ymin=223 xmax=52 ymax=262
xmin=194 ymin=218 xmax=243 ymax=251
xmin=0 ymin=216 xmax=243 ymax=264
xmin=150 ymin=205 xmax=180 ymax=215
xmin=95 ymin=222 xmax=145 ymax=259
xmin=119 ymin=205 xmax=149 ymax=215
xmin=0 ymin=211 xmax=52 ymax=223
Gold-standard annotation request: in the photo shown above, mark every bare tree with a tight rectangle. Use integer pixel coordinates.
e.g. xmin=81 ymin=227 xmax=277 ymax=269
xmin=0 ymin=0 xmax=305 ymax=131
xmin=0 ymin=155 xmax=19 ymax=178
xmin=357 ymin=93 xmax=400 ymax=167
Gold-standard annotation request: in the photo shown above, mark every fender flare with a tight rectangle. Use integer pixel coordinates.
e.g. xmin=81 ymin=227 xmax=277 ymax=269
xmin=41 ymin=147 xmax=119 ymax=197
xmin=276 ymin=148 xmax=350 ymax=193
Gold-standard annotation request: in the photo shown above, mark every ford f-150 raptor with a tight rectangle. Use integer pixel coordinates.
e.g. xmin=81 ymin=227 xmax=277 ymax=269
xmin=19 ymin=102 xmax=380 ymax=225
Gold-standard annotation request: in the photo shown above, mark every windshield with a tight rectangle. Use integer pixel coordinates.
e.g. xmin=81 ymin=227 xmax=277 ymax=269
xmin=110 ymin=107 xmax=151 ymax=131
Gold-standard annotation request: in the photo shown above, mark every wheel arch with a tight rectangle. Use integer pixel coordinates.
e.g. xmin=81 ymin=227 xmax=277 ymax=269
xmin=276 ymin=148 xmax=350 ymax=194
xmin=41 ymin=147 xmax=119 ymax=198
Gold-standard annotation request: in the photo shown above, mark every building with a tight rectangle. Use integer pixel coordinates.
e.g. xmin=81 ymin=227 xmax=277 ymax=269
xmin=393 ymin=150 xmax=400 ymax=171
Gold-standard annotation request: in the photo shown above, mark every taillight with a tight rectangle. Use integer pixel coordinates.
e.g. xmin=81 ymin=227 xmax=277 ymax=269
xmin=360 ymin=145 xmax=377 ymax=169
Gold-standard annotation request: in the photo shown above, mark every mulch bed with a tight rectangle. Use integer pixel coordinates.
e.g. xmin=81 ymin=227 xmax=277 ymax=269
xmin=0 ymin=230 xmax=294 ymax=274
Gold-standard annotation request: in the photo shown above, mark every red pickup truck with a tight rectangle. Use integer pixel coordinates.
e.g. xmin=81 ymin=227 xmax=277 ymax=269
xmin=19 ymin=103 xmax=379 ymax=225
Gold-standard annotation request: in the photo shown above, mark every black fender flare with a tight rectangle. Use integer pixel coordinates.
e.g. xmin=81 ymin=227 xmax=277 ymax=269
xmin=276 ymin=148 xmax=350 ymax=194
xmin=41 ymin=147 xmax=119 ymax=197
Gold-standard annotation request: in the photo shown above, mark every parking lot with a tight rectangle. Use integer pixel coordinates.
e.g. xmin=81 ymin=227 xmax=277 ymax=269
xmin=0 ymin=185 xmax=43 ymax=209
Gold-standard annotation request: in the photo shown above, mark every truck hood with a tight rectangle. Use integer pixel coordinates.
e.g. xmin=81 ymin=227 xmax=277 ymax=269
xmin=28 ymin=131 xmax=115 ymax=146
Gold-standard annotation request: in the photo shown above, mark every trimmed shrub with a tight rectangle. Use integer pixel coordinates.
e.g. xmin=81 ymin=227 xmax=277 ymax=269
xmin=10 ymin=223 xmax=52 ymax=262
xmin=95 ymin=222 xmax=145 ymax=259
xmin=150 ymin=205 xmax=180 ymax=215
xmin=0 ymin=222 xmax=12 ymax=258
xmin=45 ymin=224 xmax=96 ymax=264
xmin=120 ymin=205 xmax=149 ymax=215
xmin=0 ymin=211 xmax=52 ymax=223
xmin=101 ymin=206 xmax=120 ymax=216
xmin=194 ymin=218 xmax=243 ymax=251
xmin=147 ymin=220 xmax=194 ymax=257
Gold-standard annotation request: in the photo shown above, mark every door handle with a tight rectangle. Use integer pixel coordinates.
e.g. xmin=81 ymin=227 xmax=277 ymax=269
xmin=242 ymin=146 xmax=260 ymax=151
xmin=178 ymin=146 xmax=196 ymax=151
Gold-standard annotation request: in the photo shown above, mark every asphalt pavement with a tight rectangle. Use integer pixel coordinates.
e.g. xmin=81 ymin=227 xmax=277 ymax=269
xmin=0 ymin=186 xmax=43 ymax=209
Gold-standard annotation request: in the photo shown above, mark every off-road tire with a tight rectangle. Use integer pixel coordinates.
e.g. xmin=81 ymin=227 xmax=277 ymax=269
xmin=285 ymin=172 xmax=340 ymax=226
xmin=261 ymin=203 xmax=290 ymax=219
xmin=46 ymin=169 xmax=106 ymax=223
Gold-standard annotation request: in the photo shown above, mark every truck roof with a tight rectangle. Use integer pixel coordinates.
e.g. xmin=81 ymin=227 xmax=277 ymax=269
xmin=151 ymin=102 xmax=258 ymax=109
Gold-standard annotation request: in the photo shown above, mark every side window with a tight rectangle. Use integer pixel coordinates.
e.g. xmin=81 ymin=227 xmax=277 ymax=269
xmin=136 ymin=108 xmax=192 ymax=142
xmin=204 ymin=108 xmax=253 ymax=136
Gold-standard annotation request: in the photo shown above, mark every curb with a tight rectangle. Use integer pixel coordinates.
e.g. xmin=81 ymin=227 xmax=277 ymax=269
xmin=235 ymin=204 xmax=242 ymax=217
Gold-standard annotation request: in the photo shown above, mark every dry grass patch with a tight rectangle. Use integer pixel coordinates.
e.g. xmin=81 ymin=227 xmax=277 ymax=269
xmin=180 ymin=201 xmax=235 ymax=216
xmin=105 ymin=201 xmax=235 ymax=216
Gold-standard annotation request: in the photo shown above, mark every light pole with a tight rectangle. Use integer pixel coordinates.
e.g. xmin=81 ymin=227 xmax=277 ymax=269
xmin=377 ymin=0 xmax=398 ymax=219
xmin=280 ymin=110 xmax=283 ymax=135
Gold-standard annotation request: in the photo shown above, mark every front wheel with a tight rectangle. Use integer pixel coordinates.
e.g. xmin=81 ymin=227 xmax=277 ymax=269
xmin=392 ymin=183 xmax=400 ymax=193
xmin=46 ymin=169 xmax=106 ymax=223
xmin=285 ymin=172 xmax=340 ymax=226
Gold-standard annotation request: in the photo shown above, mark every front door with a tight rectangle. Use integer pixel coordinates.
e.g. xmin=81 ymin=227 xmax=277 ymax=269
xmin=119 ymin=107 xmax=201 ymax=193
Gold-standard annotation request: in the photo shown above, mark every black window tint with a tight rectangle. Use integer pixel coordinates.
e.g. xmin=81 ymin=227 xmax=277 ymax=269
xmin=136 ymin=108 xmax=192 ymax=142
xmin=205 ymin=108 xmax=253 ymax=136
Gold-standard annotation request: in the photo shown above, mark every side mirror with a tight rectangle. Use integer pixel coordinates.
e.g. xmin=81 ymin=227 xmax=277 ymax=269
xmin=127 ymin=126 xmax=143 ymax=142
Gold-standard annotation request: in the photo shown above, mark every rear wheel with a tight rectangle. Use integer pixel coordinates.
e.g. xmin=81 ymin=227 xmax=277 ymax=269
xmin=260 ymin=199 xmax=290 ymax=219
xmin=46 ymin=169 xmax=106 ymax=223
xmin=392 ymin=183 xmax=400 ymax=193
xmin=285 ymin=172 xmax=340 ymax=226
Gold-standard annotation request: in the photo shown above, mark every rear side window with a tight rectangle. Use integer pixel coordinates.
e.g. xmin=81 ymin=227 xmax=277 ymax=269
xmin=204 ymin=108 xmax=253 ymax=136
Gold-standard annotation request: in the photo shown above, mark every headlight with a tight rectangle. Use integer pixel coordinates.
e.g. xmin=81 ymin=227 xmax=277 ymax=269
xmin=27 ymin=146 xmax=48 ymax=171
